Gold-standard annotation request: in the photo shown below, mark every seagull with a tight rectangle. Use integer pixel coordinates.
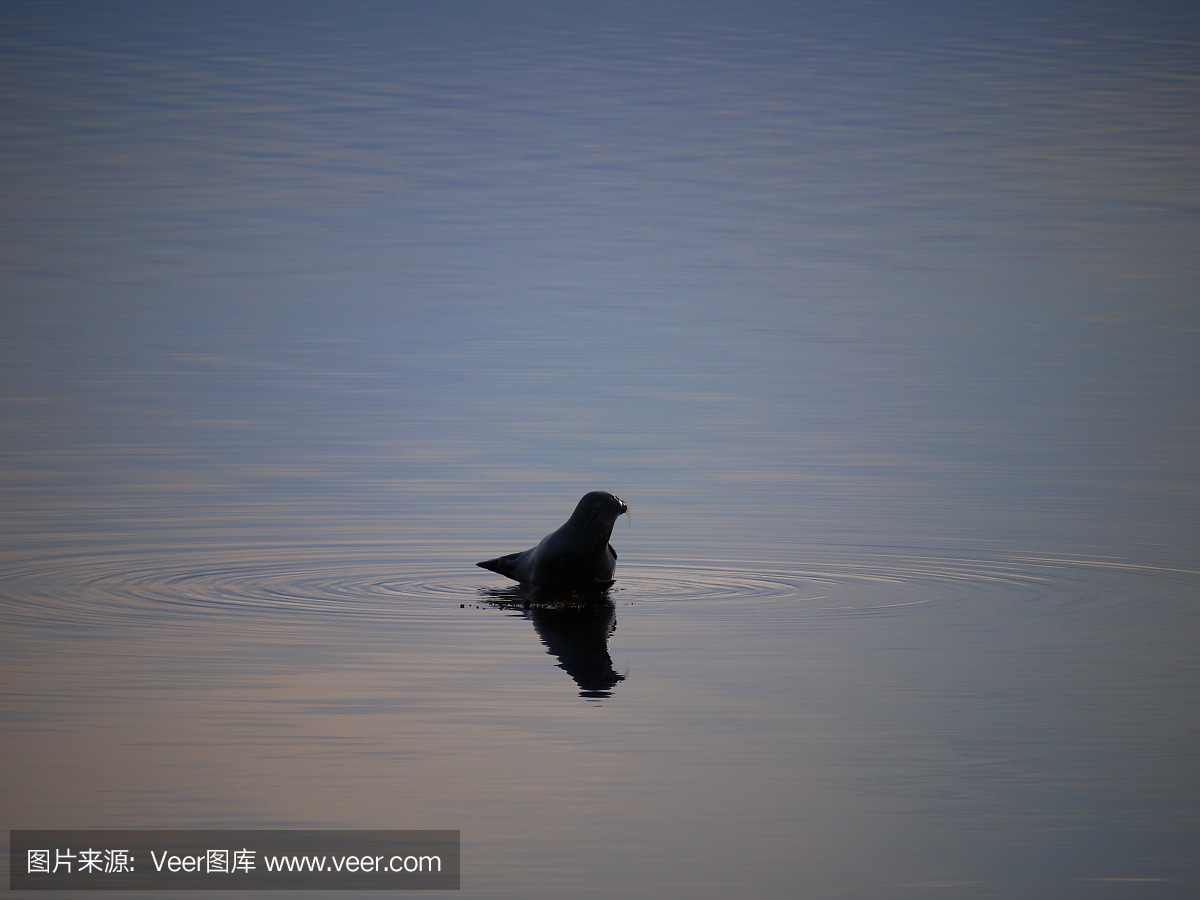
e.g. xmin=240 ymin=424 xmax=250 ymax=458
xmin=476 ymin=491 xmax=629 ymax=588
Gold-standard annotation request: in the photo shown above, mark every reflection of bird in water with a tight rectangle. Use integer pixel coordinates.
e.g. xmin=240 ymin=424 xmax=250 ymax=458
xmin=480 ymin=587 xmax=626 ymax=699
xmin=477 ymin=492 xmax=628 ymax=589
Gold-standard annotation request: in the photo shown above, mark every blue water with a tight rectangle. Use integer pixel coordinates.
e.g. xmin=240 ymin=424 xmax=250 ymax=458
xmin=2 ymin=3 xmax=1198 ymax=896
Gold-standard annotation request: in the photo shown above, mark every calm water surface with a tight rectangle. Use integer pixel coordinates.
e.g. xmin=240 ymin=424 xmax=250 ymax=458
xmin=2 ymin=3 xmax=1199 ymax=897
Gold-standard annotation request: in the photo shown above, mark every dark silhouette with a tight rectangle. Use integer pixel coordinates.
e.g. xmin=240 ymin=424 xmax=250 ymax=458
xmin=479 ymin=585 xmax=625 ymax=698
xmin=477 ymin=492 xmax=628 ymax=588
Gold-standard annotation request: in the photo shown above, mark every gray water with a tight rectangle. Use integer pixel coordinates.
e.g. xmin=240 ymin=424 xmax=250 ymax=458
xmin=2 ymin=2 xmax=1199 ymax=896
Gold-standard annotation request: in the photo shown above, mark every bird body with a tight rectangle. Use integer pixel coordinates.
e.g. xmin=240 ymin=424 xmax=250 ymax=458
xmin=477 ymin=491 xmax=628 ymax=588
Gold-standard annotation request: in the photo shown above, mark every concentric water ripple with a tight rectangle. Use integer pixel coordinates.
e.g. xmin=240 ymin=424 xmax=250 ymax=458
xmin=1 ymin=542 xmax=1196 ymax=638
xmin=0 ymin=545 xmax=467 ymax=635
xmin=478 ymin=549 xmax=1197 ymax=621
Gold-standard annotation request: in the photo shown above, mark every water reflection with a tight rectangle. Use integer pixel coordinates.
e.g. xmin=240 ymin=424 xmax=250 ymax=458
xmin=479 ymin=587 xmax=625 ymax=699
